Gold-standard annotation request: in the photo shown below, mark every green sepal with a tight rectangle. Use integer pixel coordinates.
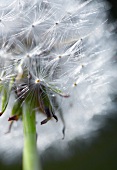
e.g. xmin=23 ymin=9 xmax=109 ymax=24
xmin=8 ymin=100 xmax=22 ymax=121
xmin=12 ymin=100 xmax=22 ymax=116
xmin=0 ymin=77 xmax=15 ymax=116
xmin=6 ymin=100 xmax=22 ymax=133
xmin=0 ymin=87 xmax=9 ymax=116
xmin=39 ymin=86 xmax=58 ymax=124
xmin=0 ymin=84 xmax=3 ymax=93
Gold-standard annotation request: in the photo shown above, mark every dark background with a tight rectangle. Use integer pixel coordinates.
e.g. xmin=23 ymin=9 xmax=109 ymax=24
xmin=107 ymin=0 xmax=117 ymax=18
xmin=0 ymin=0 xmax=117 ymax=170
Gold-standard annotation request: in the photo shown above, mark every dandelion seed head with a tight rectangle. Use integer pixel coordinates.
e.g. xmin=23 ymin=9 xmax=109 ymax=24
xmin=0 ymin=0 xmax=116 ymax=163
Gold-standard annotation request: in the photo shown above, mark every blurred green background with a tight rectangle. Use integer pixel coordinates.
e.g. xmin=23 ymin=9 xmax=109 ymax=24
xmin=0 ymin=0 xmax=117 ymax=170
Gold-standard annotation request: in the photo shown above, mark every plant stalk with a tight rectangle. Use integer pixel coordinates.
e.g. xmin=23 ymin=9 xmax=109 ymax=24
xmin=23 ymin=102 xmax=42 ymax=170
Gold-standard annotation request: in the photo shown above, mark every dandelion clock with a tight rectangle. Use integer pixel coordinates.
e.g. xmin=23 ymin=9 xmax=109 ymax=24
xmin=0 ymin=0 xmax=117 ymax=170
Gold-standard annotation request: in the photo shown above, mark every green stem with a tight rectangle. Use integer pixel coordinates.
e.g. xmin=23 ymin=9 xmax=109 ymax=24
xmin=23 ymin=102 xmax=42 ymax=170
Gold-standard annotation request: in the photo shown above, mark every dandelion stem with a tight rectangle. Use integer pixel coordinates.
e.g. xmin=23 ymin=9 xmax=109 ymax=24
xmin=23 ymin=102 xmax=42 ymax=170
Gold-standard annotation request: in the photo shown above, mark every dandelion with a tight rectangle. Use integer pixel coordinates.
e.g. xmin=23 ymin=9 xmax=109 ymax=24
xmin=0 ymin=0 xmax=117 ymax=170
